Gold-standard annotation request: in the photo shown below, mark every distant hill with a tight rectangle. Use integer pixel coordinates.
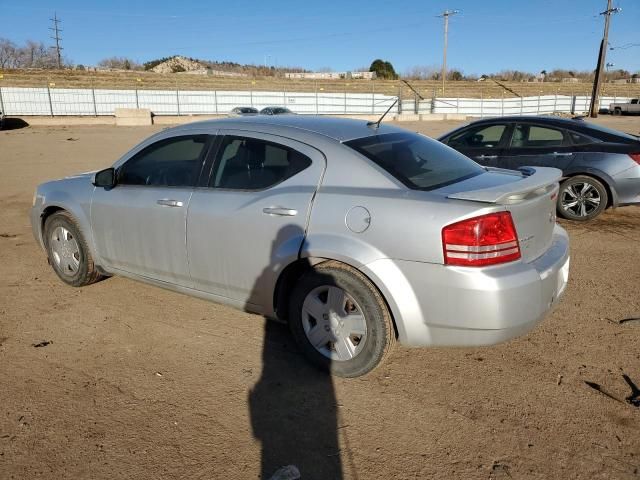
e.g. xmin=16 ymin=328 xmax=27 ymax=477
xmin=143 ymin=55 xmax=308 ymax=77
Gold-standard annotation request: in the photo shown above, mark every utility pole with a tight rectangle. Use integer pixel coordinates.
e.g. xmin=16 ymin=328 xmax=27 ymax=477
xmin=49 ymin=12 xmax=63 ymax=69
xmin=438 ymin=9 xmax=459 ymax=95
xmin=589 ymin=1 xmax=621 ymax=117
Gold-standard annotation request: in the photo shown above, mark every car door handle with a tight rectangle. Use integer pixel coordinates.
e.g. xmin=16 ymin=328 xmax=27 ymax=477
xmin=552 ymin=152 xmax=573 ymax=157
xmin=262 ymin=207 xmax=298 ymax=217
xmin=156 ymin=199 xmax=183 ymax=207
xmin=476 ymin=155 xmax=498 ymax=160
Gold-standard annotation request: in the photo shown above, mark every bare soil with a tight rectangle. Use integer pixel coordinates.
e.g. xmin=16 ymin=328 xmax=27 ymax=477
xmin=3 ymin=68 xmax=640 ymax=99
xmin=0 ymin=117 xmax=639 ymax=479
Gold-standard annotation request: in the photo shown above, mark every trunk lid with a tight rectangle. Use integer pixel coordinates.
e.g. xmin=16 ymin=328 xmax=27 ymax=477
xmin=441 ymin=167 xmax=561 ymax=263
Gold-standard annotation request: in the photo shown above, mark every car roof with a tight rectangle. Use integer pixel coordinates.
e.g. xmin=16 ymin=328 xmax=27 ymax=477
xmin=167 ymin=115 xmax=405 ymax=142
xmin=464 ymin=115 xmax=587 ymax=127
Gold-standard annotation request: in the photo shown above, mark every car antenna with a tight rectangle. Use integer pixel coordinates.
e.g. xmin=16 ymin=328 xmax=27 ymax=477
xmin=367 ymin=98 xmax=399 ymax=128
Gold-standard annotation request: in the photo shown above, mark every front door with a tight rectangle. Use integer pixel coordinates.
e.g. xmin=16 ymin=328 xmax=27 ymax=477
xmin=445 ymin=123 xmax=511 ymax=168
xmin=187 ymin=130 xmax=325 ymax=312
xmin=91 ymin=134 xmax=210 ymax=285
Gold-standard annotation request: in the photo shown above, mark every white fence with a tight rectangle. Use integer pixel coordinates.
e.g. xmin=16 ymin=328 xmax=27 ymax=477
xmin=0 ymin=87 xmax=396 ymax=116
xmin=0 ymin=86 xmax=630 ymax=118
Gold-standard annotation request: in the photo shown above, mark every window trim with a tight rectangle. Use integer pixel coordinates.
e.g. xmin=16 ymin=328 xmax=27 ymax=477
xmin=116 ymin=134 xmax=213 ymax=189
xmin=205 ymin=134 xmax=314 ymax=192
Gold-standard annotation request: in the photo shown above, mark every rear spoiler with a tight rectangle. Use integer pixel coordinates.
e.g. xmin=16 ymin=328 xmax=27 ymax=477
xmin=447 ymin=167 xmax=562 ymax=204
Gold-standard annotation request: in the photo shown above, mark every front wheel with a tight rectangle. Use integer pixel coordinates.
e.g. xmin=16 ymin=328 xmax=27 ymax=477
xmin=288 ymin=261 xmax=395 ymax=377
xmin=44 ymin=211 xmax=103 ymax=287
xmin=557 ymin=176 xmax=608 ymax=221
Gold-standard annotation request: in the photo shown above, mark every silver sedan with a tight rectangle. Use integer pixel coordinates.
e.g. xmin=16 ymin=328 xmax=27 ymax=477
xmin=30 ymin=116 xmax=570 ymax=377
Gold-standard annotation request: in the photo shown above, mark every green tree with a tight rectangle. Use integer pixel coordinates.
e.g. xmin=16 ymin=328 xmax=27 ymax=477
xmin=369 ymin=59 xmax=397 ymax=79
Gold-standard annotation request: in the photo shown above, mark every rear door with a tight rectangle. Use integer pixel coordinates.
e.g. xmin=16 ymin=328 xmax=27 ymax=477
xmin=444 ymin=123 xmax=511 ymax=168
xmin=187 ymin=130 xmax=325 ymax=311
xmin=502 ymin=123 xmax=576 ymax=171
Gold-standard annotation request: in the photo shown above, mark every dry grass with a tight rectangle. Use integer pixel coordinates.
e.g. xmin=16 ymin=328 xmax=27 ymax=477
xmin=2 ymin=68 xmax=640 ymax=99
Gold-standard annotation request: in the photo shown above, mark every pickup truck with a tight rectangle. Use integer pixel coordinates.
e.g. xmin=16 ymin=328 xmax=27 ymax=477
xmin=609 ymin=98 xmax=640 ymax=115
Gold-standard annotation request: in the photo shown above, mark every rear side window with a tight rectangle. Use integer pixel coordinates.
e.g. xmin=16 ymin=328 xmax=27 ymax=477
xmin=345 ymin=132 xmax=484 ymax=191
xmin=511 ymin=125 xmax=566 ymax=148
xmin=211 ymin=136 xmax=312 ymax=190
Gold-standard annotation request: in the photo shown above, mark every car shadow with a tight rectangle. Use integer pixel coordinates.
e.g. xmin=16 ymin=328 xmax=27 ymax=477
xmin=247 ymin=224 xmax=343 ymax=480
xmin=1 ymin=117 xmax=30 ymax=130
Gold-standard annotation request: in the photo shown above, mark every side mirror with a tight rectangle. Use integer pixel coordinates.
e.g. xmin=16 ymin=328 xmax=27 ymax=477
xmin=93 ymin=168 xmax=116 ymax=188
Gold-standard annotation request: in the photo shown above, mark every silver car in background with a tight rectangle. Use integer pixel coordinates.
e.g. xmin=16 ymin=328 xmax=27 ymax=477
xmin=31 ymin=116 xmax=570 ymax=377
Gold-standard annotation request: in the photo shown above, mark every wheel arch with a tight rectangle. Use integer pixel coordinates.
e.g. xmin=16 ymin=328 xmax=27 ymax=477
xmin=272 ymin=256 xmax=400 ymax=340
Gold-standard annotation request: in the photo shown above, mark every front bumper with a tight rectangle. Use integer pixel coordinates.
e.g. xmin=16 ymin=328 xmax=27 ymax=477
xmin=363 ymin=225 xmax=570 ymax=347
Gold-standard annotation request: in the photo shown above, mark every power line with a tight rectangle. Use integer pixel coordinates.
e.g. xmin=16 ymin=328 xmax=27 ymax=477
xmin=437 ymin=9 xmax=459 ymax=95
xmin=49 ymin=12 xmax=63 ymax=69
xmin=589 ymin=1 xmax=621 ymax=118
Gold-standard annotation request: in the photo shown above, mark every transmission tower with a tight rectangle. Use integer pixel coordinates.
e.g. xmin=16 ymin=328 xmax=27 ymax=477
xmin=49 ymin=13 xmax=63 ymax=69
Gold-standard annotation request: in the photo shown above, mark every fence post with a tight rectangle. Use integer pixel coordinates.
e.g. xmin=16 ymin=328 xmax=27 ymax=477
xmin=214 ymin=90 xmax=218 ymax=114
xmin=371 ymin=81 xmax=375 ymax=114
xmin=46 ymin=85 xmax=54 ymax=117
xmin=480 ymin=89 xmax=484 ymax=118
xmin=430 ymin=88 xmax=436 ymax=114
xmin=500 ymin=90 xmax=504 ymax=116
xmin=176 ymin=89 xmax=181 ymax=116
xmin=553 ymin=89 xmax=558 ymax=113
xmin=135 ymin=89 xmax=139 ymax=109
xmin=315 ymin=82 xmax=319 ymax=114
xmin=250 ymin=89 xmax=253 ymax=107
xmin=537 ymin=93 xmax=541 ymax=115
xmin=520 ymin=95 xmax=524 ymax=116
xmin=570 ymin=95 xmax=576 ymax=115
xmin=91 ymin=88 xmax=97 ymax=116
xmin=0 ymin=87 xmax=5 ymax=116
xmin=283 ymin=87 xmax=286 ymax=108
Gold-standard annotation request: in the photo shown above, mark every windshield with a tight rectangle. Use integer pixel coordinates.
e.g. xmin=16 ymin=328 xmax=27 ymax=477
xmin=345 ymin=132 xmax=485 ymax=190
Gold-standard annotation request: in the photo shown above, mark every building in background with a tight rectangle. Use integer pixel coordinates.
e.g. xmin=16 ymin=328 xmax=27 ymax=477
xmin=284 ymin=71 xmax=376 ymax=80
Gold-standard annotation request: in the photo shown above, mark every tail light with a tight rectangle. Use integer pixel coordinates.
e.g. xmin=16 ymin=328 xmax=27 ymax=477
xmin=629 ymin=153 xmax=640 ymax=165
xmin=442 ymin=212 xmax=521 ymax=267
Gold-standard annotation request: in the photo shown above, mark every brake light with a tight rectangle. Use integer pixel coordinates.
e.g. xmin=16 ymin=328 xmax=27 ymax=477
xmin=442 ymin=212 xmax=521 ymax=267
xmin=629 ymin=153 xmax=640 ymax=165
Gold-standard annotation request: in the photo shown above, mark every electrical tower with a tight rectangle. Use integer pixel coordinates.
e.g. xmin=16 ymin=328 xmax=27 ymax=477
xmin=589 ymin=1 xmax=621 ymax=117
xmin=438 ymin=9 xmax=459 ymax=95
xmin=49 ymin=13 xmax=63 ymax=69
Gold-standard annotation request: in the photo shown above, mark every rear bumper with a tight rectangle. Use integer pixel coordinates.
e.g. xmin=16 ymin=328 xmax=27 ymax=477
xmin=363 ymin=225 xmax=570 ymax=347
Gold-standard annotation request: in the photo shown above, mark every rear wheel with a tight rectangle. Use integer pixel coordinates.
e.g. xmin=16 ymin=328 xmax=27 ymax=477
xmin=557 ymin=175 xmax=608 ymax=221
xmin=613 ymin=107 xmax=622 ymax=116
xmin=44 ymin=211 xmax=103 ymax=287
xmin=288 ymin=261 xmax=395 ymax=377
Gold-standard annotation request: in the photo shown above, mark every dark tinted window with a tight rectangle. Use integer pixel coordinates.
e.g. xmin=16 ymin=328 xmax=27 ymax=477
xmin=119 ymin=135 xmax=207 ymax=187
xmin=568 ymin=130 xmax=599 ymax=145
xmin=345 ymin=132 xmax=484 ymax=191
xmin=582 ymin=123 xmax=639 ymax=143
xmin=510 ymin=125 xmax=566 ymax=148
xmin=211 ymin=136 xmax=312 ymax=190
xmin=447 ymin=124 xmax=507 ymax=149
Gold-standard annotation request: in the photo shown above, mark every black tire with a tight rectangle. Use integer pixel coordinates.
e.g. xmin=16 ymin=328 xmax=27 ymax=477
xmin=288 ymin=261 xmax=395 ymax=378
xmin=613 ymin=108 xmax=622 ymax=116
xmin=44 ymin=211 xmax=103 ymax=287
xmin=557 ymin=175 xmax=608 ymax=221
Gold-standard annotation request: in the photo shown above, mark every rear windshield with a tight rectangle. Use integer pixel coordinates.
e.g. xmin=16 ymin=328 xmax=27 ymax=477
xmin=584 ymin=122 xmax=639 ymax=142
xmin=345 ymin=132 xmax=484 ymax=190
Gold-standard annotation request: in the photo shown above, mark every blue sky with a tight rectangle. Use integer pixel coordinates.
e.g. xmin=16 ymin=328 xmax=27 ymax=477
xmin=1 ymin=0 xmax=638 ymax=75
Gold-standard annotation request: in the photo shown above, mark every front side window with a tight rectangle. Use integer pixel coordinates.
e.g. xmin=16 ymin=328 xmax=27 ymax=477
xmin=118 ymin=135 xmax=207 ymax=187
xmin=447 ymin=124 xmax=507 ymax=149
xmin=510 ymin=125 xmax=566 ymax=148
xmin=345 ymin=132 xmax=484 ymax=191
xmin=211 ymin=136 xmax=312 ymax=190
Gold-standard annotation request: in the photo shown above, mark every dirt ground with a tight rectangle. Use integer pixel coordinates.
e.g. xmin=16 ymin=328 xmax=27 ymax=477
xmin=0 ymin=116 xmax=639 ymax=480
